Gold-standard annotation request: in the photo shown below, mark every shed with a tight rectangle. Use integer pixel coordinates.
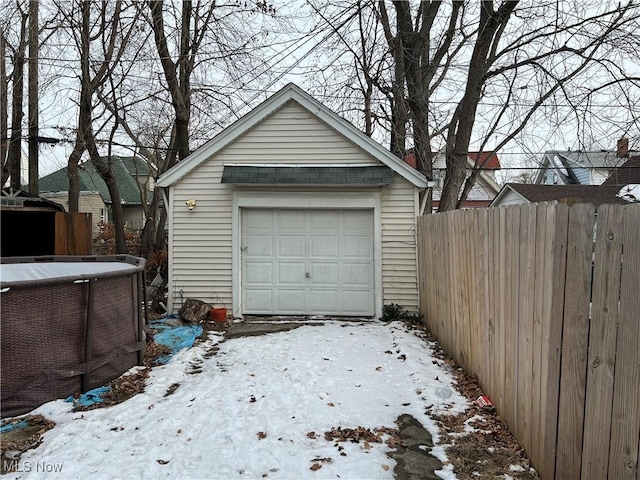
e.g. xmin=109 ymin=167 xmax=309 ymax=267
xmin=1 ymin=188 xmax=92 ymax=257
xmin=157 ymin=84 xmax=427 ymax=318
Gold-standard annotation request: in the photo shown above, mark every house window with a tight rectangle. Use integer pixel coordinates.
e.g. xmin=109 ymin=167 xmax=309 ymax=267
xmin=100 ymin=208 xmax=106 ymax=223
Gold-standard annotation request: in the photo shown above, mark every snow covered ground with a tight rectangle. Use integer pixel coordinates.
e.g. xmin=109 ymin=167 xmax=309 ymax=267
xmin=7 ymin=321 xmax=469 ymax=479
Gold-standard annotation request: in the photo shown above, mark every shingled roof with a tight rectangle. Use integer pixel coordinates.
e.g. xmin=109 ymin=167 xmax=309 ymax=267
xmin=493 ymin=183 xmax=629 ymax=207
xmin=221 ymin=166 xmax=394 ymax=185
xmin=601 ymin=156 xmax=640 ymax=186
xmin=39 ymin=156 xmax=150 ymax=205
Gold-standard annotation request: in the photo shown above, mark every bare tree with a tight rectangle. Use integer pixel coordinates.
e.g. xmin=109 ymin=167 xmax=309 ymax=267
xmin=311 ymin=1 xmax=640 ymax=211
xmin=3 ymin=4 xmax=28 ymax=190
xmin=56 ymin=0 xmax=138 ymax=252
xmin=93 ymin=0 xmax=279 ymax=257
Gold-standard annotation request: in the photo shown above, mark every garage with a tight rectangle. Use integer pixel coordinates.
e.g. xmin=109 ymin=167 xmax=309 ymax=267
xmin=157 ymin=84 xmax=427 ymax=317
xmin=241 ymin=208 xmax=374 ymax=316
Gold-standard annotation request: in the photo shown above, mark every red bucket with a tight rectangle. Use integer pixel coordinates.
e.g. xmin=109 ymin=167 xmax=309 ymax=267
xmin=210 ymin=307 xmax=227 ymax=323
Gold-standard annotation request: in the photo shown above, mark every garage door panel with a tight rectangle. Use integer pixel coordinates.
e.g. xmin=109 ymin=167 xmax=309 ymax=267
xmin=278 ymin=262 xmax=306 ymax=284
xmin=344 ymin=235 xmax=374 ymax=257
xmin=342 ymin=263 xmax=374 ymax=286
xmin=245 ymin=262 xmax=273 ymax=284
xmin=277 ymin=290 xmax=305 ymax=312
xmin=310 ymin=211 xmax=338 ymax=230
xmin=279 ymin=210 xmax=306 ymax=230
xmin=278 ymin=235 xmax=306 ymax=257
xmin=344 ymin=210 xmax=373 ymax=231
xmin=308 ymin=290 xmax=340 ymax=313
xmin=309 ymin=263 xmax=339 ymax=285
xmin=246 ymin=234 xmax=273 ymax=256
xmin=244 ymin=209 xmax=273 ymax=229
xmin=242 ymin=208 xmax=374 ymax=316
xmin=244 ymin=289 xmax=273 ymax=312
xmin=310 ymin=235 xmax=338 ymax=258
xmin=341 ymin=290 xmax=372 ymax=315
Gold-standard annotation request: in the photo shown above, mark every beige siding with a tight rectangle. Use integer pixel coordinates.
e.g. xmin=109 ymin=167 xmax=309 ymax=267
xmin=168 ymin=100 xmax=419 ymax=314
xmin=381 ymin=176 xmax=419 ymax=312
xmin=219 ymin=102 xmax=376 ymax=164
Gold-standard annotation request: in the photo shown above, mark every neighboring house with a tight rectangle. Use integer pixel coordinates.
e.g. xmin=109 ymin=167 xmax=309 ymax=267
xmin=403 ymin=151 xmax=501 ymax=209
xmin=39 ymin=156 xmax=152 ymax=234
xmin=157 ymin=83 xmax=428 ymax=318
xmin=601 ymin=155 xmax=640 ymax=187
xmin=495 ymin=152 xmax=640 ymax=207
xmin=533 ymin=149 xmax=634 ymax=186
xmin=490 ymin=183 xmax=631 ymax=207
xmin=602 ymin=155 xmax=640 ymax=203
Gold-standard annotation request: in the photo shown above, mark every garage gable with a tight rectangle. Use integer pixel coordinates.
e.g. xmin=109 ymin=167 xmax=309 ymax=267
xmin=157 ymin=84 xmax=427 ymax=189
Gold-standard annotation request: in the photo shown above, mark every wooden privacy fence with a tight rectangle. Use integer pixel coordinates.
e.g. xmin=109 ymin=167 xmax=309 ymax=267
xmin=416 ymin=202 xmax=640 ymax=480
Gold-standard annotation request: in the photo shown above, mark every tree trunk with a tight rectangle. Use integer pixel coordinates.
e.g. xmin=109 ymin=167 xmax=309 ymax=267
xmin=90 ymin=154 xmax=126 ymax=253
xmin=0 ymin=29 xmax=8 ymax=185
xmin=67 ymin=138 xmax=83 ymax=213
xmin=438 ymin=2 xmax=517 ymax=211
xmin=27 ymin=0 xmax=38 ymax=194
xmin=7 ymin=14 xmax=27 ymax=190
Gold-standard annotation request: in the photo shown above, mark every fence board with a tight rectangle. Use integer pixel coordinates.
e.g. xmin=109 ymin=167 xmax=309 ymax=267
xmin=478 ymin=208 xmax=493 ymax=396
xmin=582 ymin=204 xmax=624 ymax=479
xmin=556 ymin=204 xmax=596 ymax=479
xmin=541 ymin=203 xmax=569 ymax=480
xmin=503 ymin=206 xmax=520 ymax=429
xmin=607 ymin=206 xmax=640 ymax=479
xmin=516 ymin=204 xmax=536 ymax=447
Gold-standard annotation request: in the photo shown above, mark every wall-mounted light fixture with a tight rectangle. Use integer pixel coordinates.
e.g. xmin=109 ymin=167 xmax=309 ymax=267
xmin=185 ymin=199 xmax=197 ymax=211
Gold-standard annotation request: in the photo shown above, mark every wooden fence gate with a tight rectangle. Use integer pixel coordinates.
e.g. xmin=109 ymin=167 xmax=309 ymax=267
xmin=416 ymin=203 xmax=640 ymax=480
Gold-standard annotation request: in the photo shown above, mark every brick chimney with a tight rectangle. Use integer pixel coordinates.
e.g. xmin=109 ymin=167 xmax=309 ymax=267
xmin=617 ymin=137 xmax=629 ymax=158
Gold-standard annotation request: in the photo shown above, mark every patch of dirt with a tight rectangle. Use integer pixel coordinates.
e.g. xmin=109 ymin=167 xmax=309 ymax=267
xmin=405 ymin=322 xmax=539 ymax=479
xmin=72 ymin=367 xmax=150 ymax=412
xmin=1 ymin=415 xmax=55 ymax=474
xmin=144 ymin=341 xmax=172 ymax=367
xmin=323 ymin=425 xmax=401 ymax=448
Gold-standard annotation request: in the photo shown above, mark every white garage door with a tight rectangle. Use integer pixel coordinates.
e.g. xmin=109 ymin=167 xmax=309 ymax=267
xmin=241 ymin=209 xmax=374 ymax=316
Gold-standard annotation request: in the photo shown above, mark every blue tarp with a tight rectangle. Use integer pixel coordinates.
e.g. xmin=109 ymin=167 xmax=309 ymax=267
xmin=148 ymin=315 xmax=204 ymax=364
xmin=65 ymin=386 xmax=112 ymax=407
xmin=0 ymin=419 xmax=29 ymax=433
xmin=61 ymin=316 xmax=202 ymax=409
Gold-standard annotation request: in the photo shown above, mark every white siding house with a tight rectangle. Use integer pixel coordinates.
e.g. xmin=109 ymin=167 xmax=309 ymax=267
xmin=157 ymin=84 xmax=427 ymax=318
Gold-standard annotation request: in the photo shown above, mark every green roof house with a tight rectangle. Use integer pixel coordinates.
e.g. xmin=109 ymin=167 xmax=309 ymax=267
xmin=39 ymin=156 xmax=152 ymax=235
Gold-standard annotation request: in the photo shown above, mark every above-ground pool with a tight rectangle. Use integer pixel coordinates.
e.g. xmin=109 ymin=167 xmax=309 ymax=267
xmin=1 ymin=255 xmax=147 ymax=417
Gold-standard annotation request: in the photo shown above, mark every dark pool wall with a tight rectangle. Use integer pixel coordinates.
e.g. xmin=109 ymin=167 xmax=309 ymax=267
xmin=0 ymin=256 xmax=147 ymax=417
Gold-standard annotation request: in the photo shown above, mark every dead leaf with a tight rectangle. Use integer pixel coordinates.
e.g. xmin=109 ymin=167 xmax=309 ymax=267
xmin=310 ymin=463 xmax=322 ymax=471
xmin=363 ymin=441 xmax=372 ymax=450
xmin=307 ymin=431 xmax=317 ymax=439
xmin=257 ymin=431 xmax=267 ymax=440
xmin=177 ymin=429 xmax=182 ymax=434
xmin=250 ymin=395 xmax=256 ymax=403
xmin=327 ymin=402 xmax=335 ymax=407
xmin=375 ymin=366 xmax=382 ymax=371
xmin=382 ymin=464 xmax=390 ymax=471
xmin=157 ymin=459 xmax=169 ymax=465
